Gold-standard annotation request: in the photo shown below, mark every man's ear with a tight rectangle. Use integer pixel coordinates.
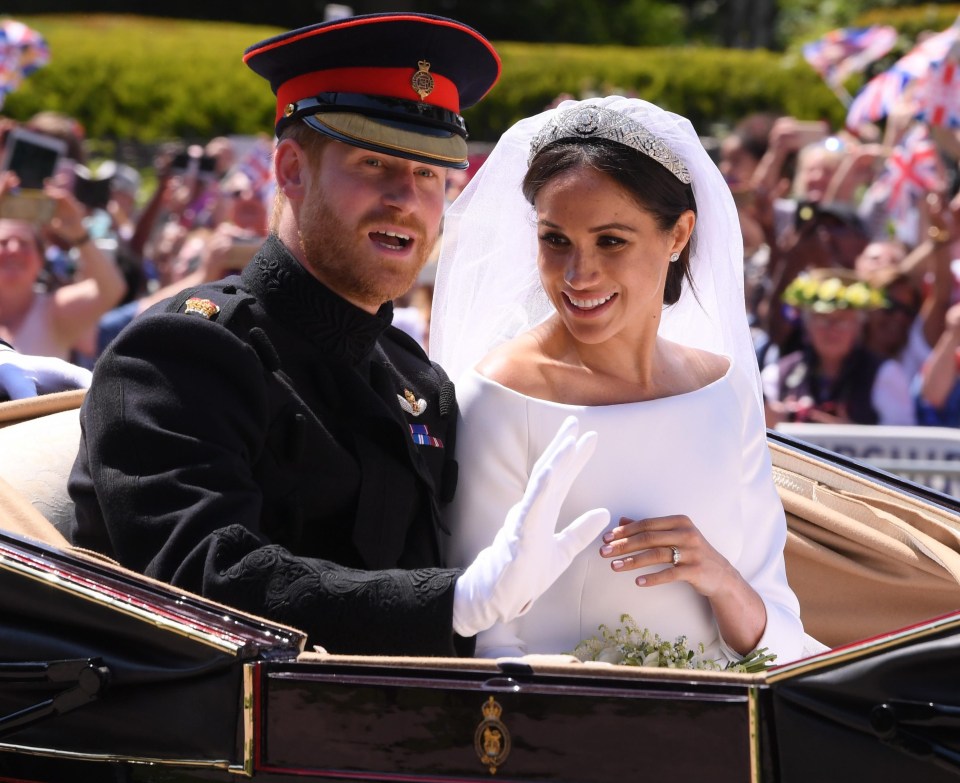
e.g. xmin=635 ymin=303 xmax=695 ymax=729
xmin=274 ymin=138 xmax=310 ymax=201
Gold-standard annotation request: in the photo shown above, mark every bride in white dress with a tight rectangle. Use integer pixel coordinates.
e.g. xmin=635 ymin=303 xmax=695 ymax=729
xmin=432 ymin=96 xmax=809 ymax=665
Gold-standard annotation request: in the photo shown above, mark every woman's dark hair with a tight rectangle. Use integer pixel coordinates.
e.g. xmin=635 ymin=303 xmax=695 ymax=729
xmin=522 ymin=138 xmax=696 ymax=305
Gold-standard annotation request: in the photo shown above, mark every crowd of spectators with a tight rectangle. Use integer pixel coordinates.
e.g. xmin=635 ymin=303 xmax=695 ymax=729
xmin=0 ymin=112 xmax=278 ymax=372
xmin=2 ymin=86 xmax=960 ymax=433
xmin=0 ymin=109 xmax=450 ymax=368
xmin=719 ymin=98 xmax=960 ymax=430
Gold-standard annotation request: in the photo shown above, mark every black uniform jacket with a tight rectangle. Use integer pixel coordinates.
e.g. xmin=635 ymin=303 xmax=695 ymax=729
xmin=68 ymin=236 xmax=469 ymax=656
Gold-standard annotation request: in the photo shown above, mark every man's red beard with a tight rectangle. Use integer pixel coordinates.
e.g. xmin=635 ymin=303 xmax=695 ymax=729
xmin=298 ymin=188 xmax=434 ymax=310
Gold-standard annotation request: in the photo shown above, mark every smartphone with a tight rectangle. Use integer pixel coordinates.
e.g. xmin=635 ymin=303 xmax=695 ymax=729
xmin=0 ymin=127 xmax=68 ymax=190
xmin=223 ymin=235 xmax=263 ymax=270
xmin=0 ymin=190 xmax=56 ymax=224
xmin=73 ymin=165 xmax=112 ymax=210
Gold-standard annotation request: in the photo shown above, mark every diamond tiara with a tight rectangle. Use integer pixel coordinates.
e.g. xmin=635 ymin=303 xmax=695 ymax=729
xmin=528 ymin=104 xmax=692 ymax=184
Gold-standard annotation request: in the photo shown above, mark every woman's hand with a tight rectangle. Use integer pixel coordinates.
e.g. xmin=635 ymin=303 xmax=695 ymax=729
xmin=599 ymin=514 xmax=736 ymax=597
xmin=600 ymin=514 xmax=768 ymax=656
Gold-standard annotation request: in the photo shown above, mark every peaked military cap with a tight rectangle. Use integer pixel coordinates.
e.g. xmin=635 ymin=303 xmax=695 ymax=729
xmin=244 ymin=13 xmax=501 ymax=170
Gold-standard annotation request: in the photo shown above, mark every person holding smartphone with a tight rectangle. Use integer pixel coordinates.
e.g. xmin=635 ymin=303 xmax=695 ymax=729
xmin=0 ymin=170 xmax=127 ymax=361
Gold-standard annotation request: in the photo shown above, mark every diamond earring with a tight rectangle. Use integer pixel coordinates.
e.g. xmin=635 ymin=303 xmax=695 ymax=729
xmin=669 ymin=252 xmax=680 ymax=263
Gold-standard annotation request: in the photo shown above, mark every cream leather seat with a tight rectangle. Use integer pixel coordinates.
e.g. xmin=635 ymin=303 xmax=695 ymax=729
xmin=0 ymin=390 xmax=85 ymax=539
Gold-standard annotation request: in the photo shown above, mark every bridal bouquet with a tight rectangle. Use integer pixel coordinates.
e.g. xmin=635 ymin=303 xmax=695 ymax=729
xmin=570 ymin=614 xmax=776 ymax=673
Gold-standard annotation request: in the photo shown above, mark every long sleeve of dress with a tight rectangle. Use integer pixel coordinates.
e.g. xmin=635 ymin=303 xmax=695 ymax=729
xmin=445 ymin=370 xmax=532 ymax=657
xmin=726 ymin=364 xmax=804 ymax=663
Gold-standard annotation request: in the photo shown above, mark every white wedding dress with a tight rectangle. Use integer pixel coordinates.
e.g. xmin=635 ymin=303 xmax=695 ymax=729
xmin=447 ymin=358 xmax=807 ymax=665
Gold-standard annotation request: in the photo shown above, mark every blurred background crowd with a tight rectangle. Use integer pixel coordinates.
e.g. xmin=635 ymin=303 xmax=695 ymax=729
xmin=3 ymin=10 xmax=960 ymax=435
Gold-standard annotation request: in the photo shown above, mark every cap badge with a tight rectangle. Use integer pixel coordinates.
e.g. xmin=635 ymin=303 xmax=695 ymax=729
xmin=411 ymin=60 xmax=435 ymax=101
xmin=183 ymin=297 xmax=221 ymax=319
xmin=398 ymin=388 xmax=427 ymax=416
xmin=283 ymin=102 xmax=296 ymax=117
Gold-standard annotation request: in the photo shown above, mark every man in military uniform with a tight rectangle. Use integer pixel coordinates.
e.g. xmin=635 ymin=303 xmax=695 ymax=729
xmin=68 ymin=14 xmax=608 ymax=656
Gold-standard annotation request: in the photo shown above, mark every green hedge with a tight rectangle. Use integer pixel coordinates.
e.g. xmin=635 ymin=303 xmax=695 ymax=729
xmin=484 ymin=42 xmax=844 ymax=134
xmin=857 ymin=3 xmax=960 ymax=40
xmin=1 ymin=12 xmax=922 ymax=145
xmin=6 ymin=15 xmax=278 ymax=141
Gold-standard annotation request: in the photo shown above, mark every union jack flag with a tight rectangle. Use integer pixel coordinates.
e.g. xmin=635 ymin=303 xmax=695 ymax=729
xmin=866 ymin=124 xmax=943 ymax=221
xmin=0 ymin=19 xmax=50 ymax=108
xmin=803 ymin=26 xmax=897 ymax=88
xmin=916 ymin=48 xmax=960 ymax=128
xmin=846 ymin=68 xmax=911 ymax=130
xmin=846 ymin=17 xmax=960 ymax=130
xmin=231 ymin=137 xmax=275 ymax=199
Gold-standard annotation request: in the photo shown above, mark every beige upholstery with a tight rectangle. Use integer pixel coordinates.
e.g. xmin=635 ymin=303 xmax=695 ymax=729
xmin=772 ymin=441 xmax=960 ymax=648
xmin=0 ymin=473 xmax=69 ymax=549
xmin=0 ymin=392 xmax=84 ymax=537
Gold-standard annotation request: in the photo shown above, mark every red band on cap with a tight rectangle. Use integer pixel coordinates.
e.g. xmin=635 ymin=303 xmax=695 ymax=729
xmin=276 ymin=67 xmax=460 ymax=126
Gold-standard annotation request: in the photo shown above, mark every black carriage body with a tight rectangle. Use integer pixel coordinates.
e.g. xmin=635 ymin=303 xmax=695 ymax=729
xmin=0 ymin=531 xmax=303 ymax=781
xmin=255 ymin=658 xmax=761 ymax=782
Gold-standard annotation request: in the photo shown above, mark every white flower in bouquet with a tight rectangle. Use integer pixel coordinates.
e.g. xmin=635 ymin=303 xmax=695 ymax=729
xmin=570 ymin=614 xmax=776 ymax=673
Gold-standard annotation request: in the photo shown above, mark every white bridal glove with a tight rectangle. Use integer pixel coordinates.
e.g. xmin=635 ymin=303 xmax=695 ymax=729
xmin=453 ymin=416 xmax=610 ymax=638
xmin=0 ymin=350 xmax=92 ymax=400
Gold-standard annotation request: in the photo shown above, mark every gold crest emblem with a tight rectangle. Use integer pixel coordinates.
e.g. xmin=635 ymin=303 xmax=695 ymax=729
xmin=283 ymin=102 xmax=296 ymax=117
xmin=183 ymin=297 xmax=220 ymax=319
xmin=398 ymin=388 xmax=427 ymax=416
xmin=411 ymin=60 xmax=435 ymax=101
xmin=474 ymin=696 xmax=510 ymax=775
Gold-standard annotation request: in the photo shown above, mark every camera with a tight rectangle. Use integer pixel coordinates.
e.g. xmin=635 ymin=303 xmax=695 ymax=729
xmin=794 ymin=200 xmax=864 ymax=238
xmin=72 ymin=164 xmax=113 ymax=211
xmin=794 ymin=201 xmax=819 ymax=230
xmin=169 ymin=150 xmax=218 ymax=179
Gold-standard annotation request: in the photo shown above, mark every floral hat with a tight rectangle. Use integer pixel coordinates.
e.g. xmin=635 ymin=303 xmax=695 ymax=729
xmin=782 ymin=268 xmax=887 ymax=314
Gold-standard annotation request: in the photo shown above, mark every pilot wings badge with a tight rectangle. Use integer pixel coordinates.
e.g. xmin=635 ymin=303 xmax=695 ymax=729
xmin=398 ymin=388 xmax=427 ymax=416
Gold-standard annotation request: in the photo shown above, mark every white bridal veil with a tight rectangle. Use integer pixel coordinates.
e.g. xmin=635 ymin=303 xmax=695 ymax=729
xmin=430 ymin=94 xmax=761 ymax=407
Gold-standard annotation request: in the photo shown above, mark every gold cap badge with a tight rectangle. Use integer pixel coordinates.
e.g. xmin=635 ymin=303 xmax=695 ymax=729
xmin=411 ymin=60 xmax=434 ymax=101
xmin=183 ymin=297 xmax=221 ymax=319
